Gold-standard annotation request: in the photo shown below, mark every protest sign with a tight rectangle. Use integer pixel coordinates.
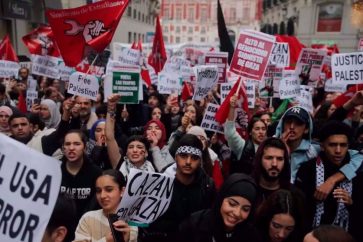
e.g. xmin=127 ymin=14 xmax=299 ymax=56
xmin=279 ymin=76 xmax=300 ymax=99
xmin=113 ymin=43 xmax=141 ymax=66
xmin=260 ymin=65 xmax=282 ymax=98
xmin=193 ymin=65 xmax=219 ymax=101
xmin=157 ymin=72 xmax=182 ymax=94
xmin=76 ymin=49 xmax=111 ymax=78
xmin=269 ymin=42 xmax=289 ymax=67
xmin=358 ymin=38 xmax=363 ymax=51
xmin=294 ymin=86 xmax=313 ymax=113
xmin=230 ymin=30 xmax=276 ymax=80
xmin=27 ymin=76 xmax=37 ymax=91
xmin=31 ymin=54 xmax=61 ymax=79
xmin=295 ymin=48 xmax=326 ymax=85
xmin=220 ymin=82 xmax=234 ymax=104
xmin=331 ymin=52 xmax=363 ymax=85
xmin=205 ymin=52 xmax=228 ymax=83
xmin=68 ymin=72 xmax=99 ymax=101
xmin=0 ymin=60 xmax=20 ymax=78
xmin=324 ymin=78 xmax=346 ymax=93
xmin=246 ymin=80 xmax=256 ymax=108
xmin=104 ymin=65 xmax=141 ymax=104
xmin=0 ymin=134 xmax=61 ymax=242
xmin=201 ymin=103 xmax=224 ymax=133
xmin=58 ymin=61 xmax=74 ymax=81
xmin=26 ymin=90 xmax=38 ymax=111
xmin=116 ymin=169 xmax=174 ymax=225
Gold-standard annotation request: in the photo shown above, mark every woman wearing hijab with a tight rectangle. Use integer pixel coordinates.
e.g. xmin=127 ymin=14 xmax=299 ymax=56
xmin=144 ymin=119 xmax=174 ymax=172
xmin=178 ymin=173 xmax=262 ymax=242
xmin=0 ymin=106 xmax=13 ymax=135
xmin=39 ymin=99 xmax=61 ymax=129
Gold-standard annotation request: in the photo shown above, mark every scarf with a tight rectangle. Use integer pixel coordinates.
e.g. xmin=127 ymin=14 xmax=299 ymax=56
xmin=313 ymin=157 xmax=352 ymax=231
xmin=119 ymin=156 xmax=155 ymax=178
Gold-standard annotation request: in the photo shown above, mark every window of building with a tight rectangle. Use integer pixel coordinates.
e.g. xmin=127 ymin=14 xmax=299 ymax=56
xmin=201 ymin=8 xmax=208 ymax=21
xmin=176 ymin=8 xmax=182 ymax=20
xmin=200 ymin=37 xmax=206 ymax=42
xmin=188 ymin=26 xmax=193 ymax=33
xmin=128 ymin=32 xmax=132 ymax=43
xmin=188 ymin=37 xmax=193 ymax=42
xmin=164 ymin=8 xmax=170 ymax=20
xmin=133 ymin=9 xmax=137 ymax=19
xmin=142 ymin=14 xmax=144 ymax=22
xmin=138 ymin=11 xmax=141 ymax=21
xmin=317 ymin=3 xmax=343 ymax=32
xmin=127 ymin=6 xmax=132 ymax=17
xmin=195 ymin=26 xmax=199 ymax=31
xmin=182 ymin=26 xmax=187 ymax=32
xmin=176 ymin=26 xmax=181 ymax=33
xmin=133 ymin=32 xmax=137 ymax=42
xmin=230 ymin=8 xmax=236 ymax=22
xmin=176 ymin=36 xmax=181 ymax=43
xmin=201 ymin=27 xmax=206 ymax=34
xmin=164 ymin=26 xmax=169 ymax=33
xmin=188 ymin=8 xmax=194 ymax=21
xmin=164 ymin=36 xmax=169 ymax=43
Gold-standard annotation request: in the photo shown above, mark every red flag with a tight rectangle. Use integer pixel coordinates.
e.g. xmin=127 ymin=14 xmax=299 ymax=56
xmin=46 ymin=0 xmax=129 ymax=67
xmin=137 ymin=40 xmax=151 ymax=87
xmin=22 ymin=26 xmax=61 ymax=57
xmin=131 ymin=41 xmax=137 ymax=49
xmin=181 ymin=82 xmax=193 ymax=102
xmin=215 ymin=77 xmax=249 ymax=125
xmin=212 ymin=161 xmax=224 ymax=190
xmin=148 ymin=16 xmax=167 ymax=74
xmin=311 ymin=44 xmax=339 ymax=56
xmin=17 ymin=92 xmax=27 ymax=113
xmin=333 ymin=84 xmax=363 ymax=108
xmin=0 ymin=34 xmax=18 ymax=62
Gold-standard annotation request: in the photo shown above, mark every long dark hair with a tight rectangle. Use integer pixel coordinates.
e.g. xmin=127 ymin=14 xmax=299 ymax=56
xmin=255 ymin=189 xmax=305 ymax=242
xmin=252 ymin=137 xmax=291 ymax=190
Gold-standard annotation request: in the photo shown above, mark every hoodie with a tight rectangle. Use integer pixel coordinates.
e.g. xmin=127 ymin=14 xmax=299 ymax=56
xmin=275 ymin=106 xmax=362 ymax=182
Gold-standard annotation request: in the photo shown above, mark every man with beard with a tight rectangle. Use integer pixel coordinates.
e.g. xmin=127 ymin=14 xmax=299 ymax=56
xmin=252 ymin=137 xmax=292 ymax=208
xmin=73 ymin=96 xmax=98 ymax=133
xmin=8 ymin=98 xmax=77 ymax=157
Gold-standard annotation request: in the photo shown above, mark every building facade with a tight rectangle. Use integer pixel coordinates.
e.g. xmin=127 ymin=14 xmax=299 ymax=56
xmin=260 ymin=0 xmax=363 ymax=52
xmin=160 ymin=0 xmax=259 ymax=46
xmin=0 ymin=0 xmax=156 ymax=57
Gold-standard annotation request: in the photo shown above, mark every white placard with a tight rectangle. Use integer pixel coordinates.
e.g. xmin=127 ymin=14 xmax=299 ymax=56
xmin=0 ymin=134 xmax=61 ymax=242
xmin=27 ymin=76 xmax=37 ymax=91
xmin=295 ymin=48 xmax=326 ymax=84
xmin=220 ymin=82 xmax=234 ymax=104
xmin=294 ymin=86 xmax=313 ymax=113
xmin=279 ymin=76 xmax=300 ymax=99
xmin=26 ymin=90 xmax=38 ymax=111
xmin=157 ymin=72 xmax=182 ymax=94
xmin=0 ymin=60 xmax=20 ymax=78
xmin=58 ymin=61 xmax=75 ymax=81
xmin=31 ymin=54 xmax=61 ymax=79
xmin=324 ymin=78 xmax=346 ymax=93
xmin=246 ymin=81 xmax=256 ymax=108
xmin=113 ymin=43 xmax=141 ymax=66
xmin=201 ymin=103 xmax=224 ymax=134
xmin=270 ymin=42 xmax=289 ymax=67
xmin=116 ymin=169 xmax=174 ymax=225
xmin=332 ymin=52 xmax=363 ymax=85
xmin=68 ymin=72 xmax=99 ymax=101
xmin=193 ymin=65 xmax=219 ymax=101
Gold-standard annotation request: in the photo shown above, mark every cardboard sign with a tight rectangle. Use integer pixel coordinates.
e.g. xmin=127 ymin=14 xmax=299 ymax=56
xmin=0 ymin=134 xmax=61 ymax=242
xmin=0 ymin=60 xmax=20 ymax=78
xmin=193 ymin=65 xmax=219 ymax=101
xmin=324 ymin=78 xmax=346 ymax=93
xmin=116 ymin=169 xmax=174 ymax=225
xmin=113 ymin=43 xmax=142 ymax=66
xmin=31 ymin=54 xmax=61 ymax=79
xmin=230 ymin=30 xmax=276 ymax=80
xmin=104 ymin=66 xmax=141 ymax=104
xmin=295 ymin=48 xmax=326 ymax=85
xmin=26 ymin=90 xmax=38 ymax=111
xmin=269 ymin=42 xmax=289 ymax=67
xmin=157 ymin=72 xmax=182 ymax=94
xmin=331 ymin=52 xmax=363 ymax=85
xmin=205 ymin=52 xmax=228 ymax=83
xmin=68 ymin=72 xmax=99 ymax=101
xmin=294 ymin=86 xmax=313 ymax=113
xmin=246 ymin=80 xmax=256 ymax=108
xmin=260 ymin=65 xmax=283 ymax=98
xmin=220 ymin=82 xmax=234 ymax=104
xmin=279 ymin=76 xmax=300 ymax=99
xmin=201 ymin=103 xmax=224 ymax=134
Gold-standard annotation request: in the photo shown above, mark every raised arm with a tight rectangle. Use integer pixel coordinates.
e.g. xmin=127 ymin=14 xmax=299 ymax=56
xmin=106 ymin=94 xmax=122 ymax=169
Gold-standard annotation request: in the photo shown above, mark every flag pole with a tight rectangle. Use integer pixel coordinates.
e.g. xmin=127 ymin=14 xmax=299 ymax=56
xmin=86 ymin=54 xmax=99 ymax=76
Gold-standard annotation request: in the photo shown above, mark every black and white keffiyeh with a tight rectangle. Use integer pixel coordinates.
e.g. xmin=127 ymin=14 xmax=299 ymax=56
xmin=313 ymin=157 xmax=352 ymax=231
xmin=175 ymin=145 xmax=202 ymax=158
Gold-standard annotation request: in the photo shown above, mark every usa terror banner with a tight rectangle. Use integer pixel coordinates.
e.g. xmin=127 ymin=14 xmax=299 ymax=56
xmin=46 ymin=0 xmax=129 ymax=67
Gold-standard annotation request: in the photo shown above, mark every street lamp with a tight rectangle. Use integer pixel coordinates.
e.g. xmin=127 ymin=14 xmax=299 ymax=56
xmin=352 ymin=0 xmax=363 ymax=27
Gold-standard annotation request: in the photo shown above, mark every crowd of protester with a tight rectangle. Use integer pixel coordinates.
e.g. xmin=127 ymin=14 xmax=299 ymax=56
xmin=1 ymin=66 xmax=362 ymax=242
